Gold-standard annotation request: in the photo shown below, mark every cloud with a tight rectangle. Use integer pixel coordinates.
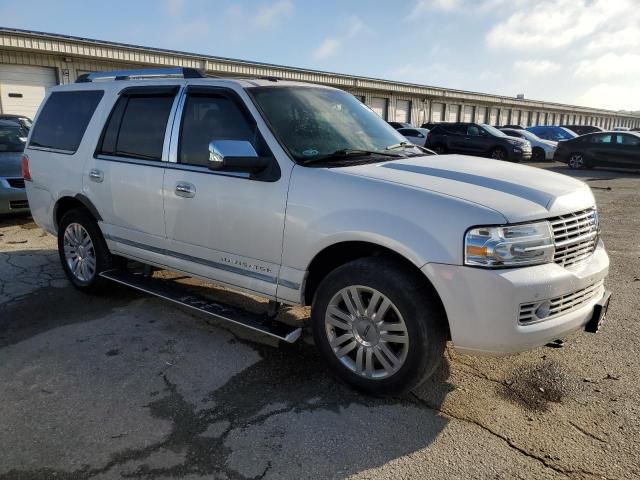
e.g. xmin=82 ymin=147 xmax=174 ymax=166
xmin=164 ymin=0 xmax=186 ymax=17
xmin=252 ymin=0 xmax=294 ymax=28
xmin=486 ymin=0 xmax=632 ymax=50
xmin=312 ymin=17 xmax=367 ymax=61
xmin=513 ymin=60 xmax=561 ymax=76
xmin=575 ymin=83 xmax=640 ymax=111
xmin=574 ymin=53 xmax=640 ymax=80
xmin=312 ymin=38 xmax=341 ymax=61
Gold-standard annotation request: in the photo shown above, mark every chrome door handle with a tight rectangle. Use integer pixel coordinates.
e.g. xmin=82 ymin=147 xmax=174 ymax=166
xmin=175 ymin=182 xmax=196 ymax=198
xmin=89 ymin=169 xmax=104 ymax=183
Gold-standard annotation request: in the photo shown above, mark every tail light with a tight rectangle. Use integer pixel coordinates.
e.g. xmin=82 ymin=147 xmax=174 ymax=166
xmin=427 ymin=133 xmax=433 ymax=143
xmin=21 ymin=154 xmax=31 ymax=181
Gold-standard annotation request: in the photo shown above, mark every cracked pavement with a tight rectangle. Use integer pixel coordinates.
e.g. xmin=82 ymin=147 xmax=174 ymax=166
xmin=1 ymin=164 xmax=639 ymax=479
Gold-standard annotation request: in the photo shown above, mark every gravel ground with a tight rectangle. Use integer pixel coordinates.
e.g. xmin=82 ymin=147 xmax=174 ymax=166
xmin=0 ymin=162 xmax=638 ymax=479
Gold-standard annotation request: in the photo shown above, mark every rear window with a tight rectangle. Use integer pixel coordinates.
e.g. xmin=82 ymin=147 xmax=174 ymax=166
xmin=99 ymin=93 xmax=175 ymax=160
xmin=29 ymin=90 xmax=103 ymax=153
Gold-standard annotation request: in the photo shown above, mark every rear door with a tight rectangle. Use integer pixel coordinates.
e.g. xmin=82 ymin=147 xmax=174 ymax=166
xmin=84 ymin=84 xmax=181 ymax=258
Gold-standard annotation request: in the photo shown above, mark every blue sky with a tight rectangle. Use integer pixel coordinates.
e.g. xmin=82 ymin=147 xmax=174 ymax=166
xmin=1 ymin=0 xmax=638 ymax=110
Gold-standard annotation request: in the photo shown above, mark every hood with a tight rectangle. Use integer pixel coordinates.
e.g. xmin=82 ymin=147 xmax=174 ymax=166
xmin=504 ymin=136 xmax=529 ymax=147
xmin=339 ymin=155 xmax=593 ymax=223
xmin=0 ymin=152 xmax=23 ymax=177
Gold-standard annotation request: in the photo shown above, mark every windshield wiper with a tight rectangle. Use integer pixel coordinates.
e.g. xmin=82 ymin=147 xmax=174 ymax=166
xmin=301 ymin=148 xmax=403 ymax=164
xmin=385 ymin=141 xmax=409 ymax=151
xmin=386 ymin=142 xmax=436 ymax=156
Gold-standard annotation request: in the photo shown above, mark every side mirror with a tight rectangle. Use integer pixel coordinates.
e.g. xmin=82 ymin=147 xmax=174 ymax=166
xmin=208 ymin=140 xmax=271 ymax=173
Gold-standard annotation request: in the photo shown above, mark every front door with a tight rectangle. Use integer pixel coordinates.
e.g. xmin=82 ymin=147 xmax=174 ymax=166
xmin=162 ymin=85 xmax=290 ymax=297
xmin=83 ymin=85 xmax=181 ymax=255
xmin=615 ymin=133 xmax=640 ymax=169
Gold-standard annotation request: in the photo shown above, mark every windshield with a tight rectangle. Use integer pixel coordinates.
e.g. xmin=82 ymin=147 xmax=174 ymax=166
xmin=530 ymin=127 xmax=577 ymax=141
xmin=480 ymin=124 xmax=507 ymax=137
xmin=249 ymin=86 xmax=417 ymax=162
xmin=0 ymin=125 xmax=27 ymax=152
xmin=517 ymin=130 xmax=541 ymax=142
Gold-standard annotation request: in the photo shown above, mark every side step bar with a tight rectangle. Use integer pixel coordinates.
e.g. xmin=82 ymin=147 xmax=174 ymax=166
xmin=99 ymin=269 xmax=302 ymax=343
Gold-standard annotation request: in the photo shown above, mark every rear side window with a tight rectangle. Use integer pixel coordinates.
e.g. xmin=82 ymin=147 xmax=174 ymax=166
xmin=99 ymin=90 xmax=176 ymax=160
xmin=30 ymin=90 xmax=103 ymax=153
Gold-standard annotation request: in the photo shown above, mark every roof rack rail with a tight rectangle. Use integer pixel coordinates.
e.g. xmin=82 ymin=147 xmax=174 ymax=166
xmin=76 ymin=67 xmax=206 ymax=83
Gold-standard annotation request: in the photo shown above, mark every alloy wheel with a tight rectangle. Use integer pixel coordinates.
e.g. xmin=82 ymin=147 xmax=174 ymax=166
xmin=63 ymin=222 xmax=97 ymax=282
xmin=491 ymin=148 xmax=506 ymax=160
xmin=569 ymin=153 xmax=584 ymax=169
xmin=324 ymin=285 xmax=409 ymax=379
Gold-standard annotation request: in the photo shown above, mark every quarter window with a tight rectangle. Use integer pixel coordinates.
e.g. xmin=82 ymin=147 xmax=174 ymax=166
xmin=179 ymin=93 xmax=269 ymax=167
xmin=29 ymin=90 xmax=103 ymax=153
xmin=99 ymin=91 xmax=176 ymax=160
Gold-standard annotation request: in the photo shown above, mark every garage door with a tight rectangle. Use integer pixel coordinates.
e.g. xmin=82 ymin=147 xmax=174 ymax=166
xmin=395 ymin=99 xmax=410 ymax=123
xmin=489 ymin=108 xmax=499 ymax=126
xmin=431 ymin=102 xmax=444 ymax=123
xmin=476 ymin=106 xmax=487 ymax=124
xmin=0 ymin=65 xmax=57 ymax=119
xmin=370 ymin=97 xmax=388 ymax=120
xmin=462 ymin=105 xmax=474 ymax=122
xmin=448 ymin=105 xmax=460 ymax=122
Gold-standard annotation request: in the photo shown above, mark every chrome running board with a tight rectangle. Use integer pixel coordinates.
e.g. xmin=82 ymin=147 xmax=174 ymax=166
xmin=99 ymin=269 xmax=302 ymax=343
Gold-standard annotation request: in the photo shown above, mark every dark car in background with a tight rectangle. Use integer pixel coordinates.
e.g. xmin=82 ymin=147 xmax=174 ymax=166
xmin=426 ymin=122 xmax=532 ymax=161
xmin=0 ymin=114 xmax=32 ymax=132
xmin=0 ymin=120 xmax=29 ymax=214
xmin=554 ymin=131 xmax=640 ymax=170
xmin=561 ymin=125 xmax=603 ymax=136
xmin=526 ymin=126 xmax=578 ymax=142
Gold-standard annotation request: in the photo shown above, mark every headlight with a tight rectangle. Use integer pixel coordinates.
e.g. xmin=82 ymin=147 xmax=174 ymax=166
xmin=464 ymin=221 xmax=555 ymax=267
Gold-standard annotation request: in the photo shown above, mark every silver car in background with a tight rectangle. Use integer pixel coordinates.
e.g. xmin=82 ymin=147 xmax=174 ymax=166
xmin=0 ymin=120 xmax=29 ymax=214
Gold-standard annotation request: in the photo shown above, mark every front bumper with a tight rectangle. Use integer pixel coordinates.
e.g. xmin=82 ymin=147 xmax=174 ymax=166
xmin=423 ymin=240 xmax=609 ymax=355
xmin=0 ymin=177 xmax=29 ymax=214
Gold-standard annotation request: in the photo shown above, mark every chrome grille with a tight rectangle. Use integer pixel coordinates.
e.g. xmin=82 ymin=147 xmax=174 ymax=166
xmin=519 ymin=280 xmax=604 ymax=325
xmin=550 ymin=208 xmax=598 ymax=267
xmin=7 ymin=178 xmax=25 ymax=189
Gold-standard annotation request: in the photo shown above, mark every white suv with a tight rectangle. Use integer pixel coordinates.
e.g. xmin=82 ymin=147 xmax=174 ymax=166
xmin=23 ymin=68 xmax=610 ymax=394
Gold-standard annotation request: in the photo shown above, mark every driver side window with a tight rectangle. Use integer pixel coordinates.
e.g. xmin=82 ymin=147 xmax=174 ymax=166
xmin=179 ymin=93 xmax=270 ymax=167
xmin=467 ymin=125 xmax=480 ymax=136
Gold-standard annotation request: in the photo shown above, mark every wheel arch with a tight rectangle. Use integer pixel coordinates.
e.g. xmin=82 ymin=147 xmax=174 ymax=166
xmin=53 ymin=194 xmax=102 ymax=228
xmin=303 ymin=241 xmax=449 ymax=331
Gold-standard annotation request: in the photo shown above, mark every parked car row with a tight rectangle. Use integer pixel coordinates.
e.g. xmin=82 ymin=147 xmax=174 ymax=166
xmin=389 ymin=119 xmax=639 ymax=170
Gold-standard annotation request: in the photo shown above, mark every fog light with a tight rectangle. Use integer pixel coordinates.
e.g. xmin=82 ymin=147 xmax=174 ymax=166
xmin=535 ymin=301 xmax=551 ymax=319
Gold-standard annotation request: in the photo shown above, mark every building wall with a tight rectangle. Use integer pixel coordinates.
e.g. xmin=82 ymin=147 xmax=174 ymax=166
xmin=1 ymin=28 xmax=639 ymax=128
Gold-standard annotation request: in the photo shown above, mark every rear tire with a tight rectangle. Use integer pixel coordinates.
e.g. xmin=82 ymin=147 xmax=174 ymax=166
xmin=58 ymin=209 xmax=114 ymax=292
xmin=432 ymin=144 xmax=447 ymax=154
xmin=311 ymin=257 xmax=447 ymax=395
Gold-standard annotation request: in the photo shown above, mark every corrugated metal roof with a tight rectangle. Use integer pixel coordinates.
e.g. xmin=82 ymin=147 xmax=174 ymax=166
xmin=0 ymin=26 xmax=638 ymax=119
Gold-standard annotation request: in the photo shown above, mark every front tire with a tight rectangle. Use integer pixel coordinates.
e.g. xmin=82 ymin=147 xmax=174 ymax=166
xmin=568 ymin=152 xmax=585 ymax=169
xmin=311 ymin=258 xmax=447 ymax=395
xmin=490 ymin=146 xmax=508 ymax=161
xmin=532 ymin=147 xmax=545 ymax=162
xmin=58 ymin=209 xmax=113 ymax=292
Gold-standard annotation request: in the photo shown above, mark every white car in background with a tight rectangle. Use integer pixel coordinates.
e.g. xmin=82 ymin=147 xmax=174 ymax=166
xmin=397 ymin=127 xmax=430 ymax=147
xmin=500 ymin=128 xmax=557 ymax=162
